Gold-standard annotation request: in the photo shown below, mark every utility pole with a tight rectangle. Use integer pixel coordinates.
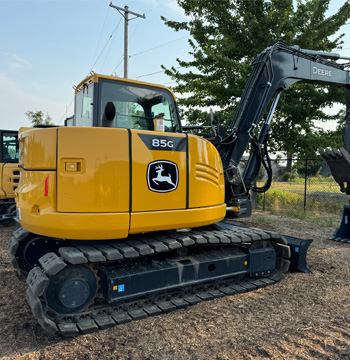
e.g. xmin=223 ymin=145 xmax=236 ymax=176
xmin=109 ymin=2 xmax=145 ymax=79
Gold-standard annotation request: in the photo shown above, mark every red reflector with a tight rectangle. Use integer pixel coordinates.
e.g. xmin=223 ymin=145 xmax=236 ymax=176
xmin=45 ymin=176 xmax=49 ymax=196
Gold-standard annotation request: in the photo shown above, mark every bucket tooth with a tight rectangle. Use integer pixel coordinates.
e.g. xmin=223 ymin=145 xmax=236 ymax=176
xmin=319 ymin=148 xmax=329 ymax=159
xmin=325 ymin=148 xmax=337 ymax=159
xmin=340 ymin=147 xmax=350 ymax=161
xmin=332 ymin=148 xmax=343 ymax=158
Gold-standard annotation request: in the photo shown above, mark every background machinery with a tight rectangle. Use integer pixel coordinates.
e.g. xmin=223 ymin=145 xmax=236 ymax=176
xmin=8 ymin=41 xmax=350 ymax=336
xmin=0 ymin=130 xmax=19 ymax=215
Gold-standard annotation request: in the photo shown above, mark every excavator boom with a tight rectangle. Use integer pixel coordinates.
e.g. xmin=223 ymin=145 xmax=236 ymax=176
xmin=215 ymin=41 xmax=350 ymax=217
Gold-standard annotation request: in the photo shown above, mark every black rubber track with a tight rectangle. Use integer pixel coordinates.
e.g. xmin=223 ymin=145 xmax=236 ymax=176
xmin=14 ymin=225 xmax=290 ymax=337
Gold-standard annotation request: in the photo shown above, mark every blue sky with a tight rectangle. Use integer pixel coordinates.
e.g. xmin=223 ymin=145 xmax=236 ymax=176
xmin=0 ymin=0 xmax=191 ymax=130
xmin=0 ymin=0 xmax=349 ymax=131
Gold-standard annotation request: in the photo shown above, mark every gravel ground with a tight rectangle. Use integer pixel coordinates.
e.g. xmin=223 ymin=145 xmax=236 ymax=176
xmin=1 ymin=213 xmax=350 ymax=360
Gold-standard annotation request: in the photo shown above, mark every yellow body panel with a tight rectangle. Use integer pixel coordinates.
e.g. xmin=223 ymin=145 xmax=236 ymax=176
xmin=16 ymin=169 xmax=130 ymax=239
xmin=131 ymin=130 xmax=187 ymax=211
xmin=18 ymin=170 xmax=56 ymax=210
xmin=188 ymin=134 xmax=225 ymax=207
xmin=57 ymin=127 xmax=130 ymax=212
xmin=0 ymin=164 xmax=4 ymax=198
xmin=16 ymin=170 xmax=56 ymax=223
xmin=130 ymin=205 xmax=226 ymax=234
xmin=0 ymin=163 xmax=20 ymax=198
xmin=17 ymin=127 xmax=226 ymax=240
xmin=19 ymin=128 xmax=56 ymax=170
xmin=19 ymin=210 xmax=130 ymax=239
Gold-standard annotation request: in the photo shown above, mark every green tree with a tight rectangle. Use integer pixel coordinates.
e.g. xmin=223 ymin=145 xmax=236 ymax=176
xmin=25 ymin=110 xmax=54 ymax=126
xmin=162 ymin=0 xmax=350 ymax=163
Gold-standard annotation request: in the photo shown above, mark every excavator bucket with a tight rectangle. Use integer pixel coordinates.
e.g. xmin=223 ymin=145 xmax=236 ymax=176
xmin=319 ymin=147 xmax=350 ymax=194
xmin=214 ymin=221 xmax=312 ymax=273
xmin=320 ymin=147 xmax=350 ymax=242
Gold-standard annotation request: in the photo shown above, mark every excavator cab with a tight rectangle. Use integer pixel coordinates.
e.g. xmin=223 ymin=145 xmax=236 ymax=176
xmin=15 ymin=73 xmax=226 ymax=240
xmin=73 ymin=73 xmax=181 ymax=133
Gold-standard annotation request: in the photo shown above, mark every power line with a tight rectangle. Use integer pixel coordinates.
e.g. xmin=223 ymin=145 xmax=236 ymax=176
xmin=136 ymin=69 xmax=164 ymax=79
xmin=90 ymin=17 xmax=123 ymax=72
xmin=100 ymin=18 xmax=122 ymax=72
xmin=58 ymin=100 xmax=74 ymax=125
xmin=111 ymin=57 xmax=124 ymax=75
xmin=129 ymin=35 xmax=189 ymax=58
xmin=100 ymin=36 xmax=116 ymax=72
xmin=129 ymin=0 xmax=176 ymax=41
xmin=130 ymin=17 xmax=142 ymax=41
xmin=90 ymin=6 xmax=110 ymax=71
xmin=145 ymin=0 xmax=175 ymax=14
xmin=136 ymin=66 xmax=181 ymax=79
xmin=130 ymin=1 xmax=176 ymax=43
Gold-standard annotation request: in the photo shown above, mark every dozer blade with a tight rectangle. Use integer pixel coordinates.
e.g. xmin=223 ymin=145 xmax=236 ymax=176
xmin=214 ymin=220 xmax=312 ymax=273
xmin=330 ymin=204 xmax=350 ymax=243
xmin=319 ymin=147 xmax=350 ymax=192
xmin=282 ymin=235 xmax=312 ymax=273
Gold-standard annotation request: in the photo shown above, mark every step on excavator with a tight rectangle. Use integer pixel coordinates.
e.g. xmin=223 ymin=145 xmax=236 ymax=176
xmin=0 ymin=130 xmax=19 ymax=222
xmin=8 ymin=41 xmax=350 ymax=336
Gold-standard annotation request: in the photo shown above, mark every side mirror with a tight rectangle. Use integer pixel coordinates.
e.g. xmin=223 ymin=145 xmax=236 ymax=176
xmin=102 ymin=102 xmax=116 ymax=127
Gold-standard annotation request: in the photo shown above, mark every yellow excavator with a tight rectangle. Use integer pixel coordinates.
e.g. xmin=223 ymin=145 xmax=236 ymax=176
xmin=9 ymin=41 xmax=350 ymax=336
xmin=0 ymin=130 xmax=19 ymax=216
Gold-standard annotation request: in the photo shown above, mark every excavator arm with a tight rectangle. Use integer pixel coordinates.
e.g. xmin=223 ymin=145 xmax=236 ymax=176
xmin=215 ymin=40 xmax=350 ymax=217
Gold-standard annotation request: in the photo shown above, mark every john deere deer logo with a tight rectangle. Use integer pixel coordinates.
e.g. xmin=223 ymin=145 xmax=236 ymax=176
xmin=147 ymin=160 xmax=178 ymax=193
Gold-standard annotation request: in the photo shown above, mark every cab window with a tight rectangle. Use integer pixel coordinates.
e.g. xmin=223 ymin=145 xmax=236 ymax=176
xmin=1 ymin=132 xmax=18 ymax=161
xmin=74 ymin=82 xmax=94 ymax=126
xmin=99 ymin=80 xmax=179 ymax=132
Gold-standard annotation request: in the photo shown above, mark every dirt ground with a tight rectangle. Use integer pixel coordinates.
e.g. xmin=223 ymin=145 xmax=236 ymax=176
xmin=1 ymin=213 xmax=350 ymax=360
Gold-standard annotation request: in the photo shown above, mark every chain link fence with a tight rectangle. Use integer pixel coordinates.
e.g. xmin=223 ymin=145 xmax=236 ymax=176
xmin=253 ymin=158 xmax=349 ymax=215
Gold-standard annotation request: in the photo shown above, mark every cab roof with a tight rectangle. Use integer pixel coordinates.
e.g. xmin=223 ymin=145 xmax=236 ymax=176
xmin=74 ymin=72 xmax=177 ymax=101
